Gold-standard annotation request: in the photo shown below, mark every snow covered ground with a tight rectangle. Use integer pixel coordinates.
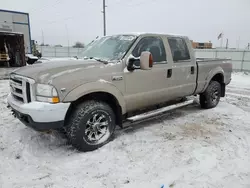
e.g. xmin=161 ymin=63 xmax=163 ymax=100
xmin=1 ymin=73 xmax=250 ymax=188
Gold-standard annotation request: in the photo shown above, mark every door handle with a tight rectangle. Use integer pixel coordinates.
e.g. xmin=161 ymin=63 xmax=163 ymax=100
xmin=167 ymin=69 xmax=172 ymax=78
xmin=191 ymin=66 xmax=195 ymax=74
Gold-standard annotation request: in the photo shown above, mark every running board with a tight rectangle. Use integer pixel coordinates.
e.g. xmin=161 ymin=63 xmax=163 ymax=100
xmin=126 ymin=99 xmax=195 ymax=123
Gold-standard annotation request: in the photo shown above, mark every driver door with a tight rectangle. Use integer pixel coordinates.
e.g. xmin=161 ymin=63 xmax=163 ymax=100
xmin=124 ymin=35 xmax=172 ymax=112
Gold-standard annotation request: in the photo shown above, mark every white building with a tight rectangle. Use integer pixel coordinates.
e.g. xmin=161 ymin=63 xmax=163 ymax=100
xmin=0 ymin=9 xmax=31 ymax=54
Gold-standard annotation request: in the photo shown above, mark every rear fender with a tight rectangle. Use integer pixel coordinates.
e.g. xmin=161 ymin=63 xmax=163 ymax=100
xmin=202 ymin=67 xmax=225 ymax=93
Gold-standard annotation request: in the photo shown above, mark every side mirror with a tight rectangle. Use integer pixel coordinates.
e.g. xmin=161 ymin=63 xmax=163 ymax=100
xmin=127 ymin=51 xmax=153 ymax=72
xmin=127 ymin=58 xmax=138 ymax=72
xmin=140 ymin=51 xmax=153 ymax=70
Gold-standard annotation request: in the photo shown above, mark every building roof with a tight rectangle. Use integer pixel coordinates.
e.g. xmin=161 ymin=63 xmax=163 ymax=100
xmin=0 ymin=9 xmax=28 ymax=15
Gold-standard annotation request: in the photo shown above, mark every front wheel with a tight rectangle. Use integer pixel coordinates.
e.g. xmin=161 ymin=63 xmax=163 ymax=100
xmin=65 ymin=100 xmax=116 ymax=152
xmin=200 ymin=81 xmax=221 ymax=109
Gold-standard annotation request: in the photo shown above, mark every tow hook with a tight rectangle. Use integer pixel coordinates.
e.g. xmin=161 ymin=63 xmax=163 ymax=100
xmin=11 ymin=110 xmax=17 ymax=118
xmin=12 ymin=111 xmax=16 ymax=117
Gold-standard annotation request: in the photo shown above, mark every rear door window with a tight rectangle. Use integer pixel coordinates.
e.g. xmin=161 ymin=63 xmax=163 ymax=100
xmin=168 ymin=37 xmax=190 ymax=62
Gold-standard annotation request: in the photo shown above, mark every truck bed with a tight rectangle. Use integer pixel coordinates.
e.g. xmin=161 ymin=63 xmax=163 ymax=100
xmin=196 ymin=58 xmax=230 ymax=62
xmin=195 ymin=58 xmax=232 ymax=95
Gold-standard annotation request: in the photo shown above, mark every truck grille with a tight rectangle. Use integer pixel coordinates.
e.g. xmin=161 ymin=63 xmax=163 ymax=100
xmin=10 ymin=74 xmax=34 ymax=103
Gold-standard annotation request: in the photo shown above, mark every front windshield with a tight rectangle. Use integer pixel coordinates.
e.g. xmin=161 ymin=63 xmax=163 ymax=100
xmin=80 ymin=35 xmax=137 ymax=61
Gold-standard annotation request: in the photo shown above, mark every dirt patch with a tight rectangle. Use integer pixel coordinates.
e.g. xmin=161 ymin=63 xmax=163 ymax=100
xmin=180 ymin=121 xmax=221 ymax=139
xmin=161 ymin=132 xmax=177 ymax=140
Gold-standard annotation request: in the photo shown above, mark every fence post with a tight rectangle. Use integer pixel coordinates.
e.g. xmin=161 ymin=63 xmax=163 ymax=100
xmin=54 ymin=47 xmax=57 ymax=57
xmin=41 ymin=45 xmax=43 ymax=55
xmin=241 ymin=51 xmax=245 ymax=72
xmin=215 ymin=50 xmax=218 ymax=58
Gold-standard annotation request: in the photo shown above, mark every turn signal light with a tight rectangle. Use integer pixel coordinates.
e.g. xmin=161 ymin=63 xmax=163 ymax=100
xmin=149 ymin=54 xmax=153 ymax=68
xmin=51 ymin=97 xmax=59 ymax=103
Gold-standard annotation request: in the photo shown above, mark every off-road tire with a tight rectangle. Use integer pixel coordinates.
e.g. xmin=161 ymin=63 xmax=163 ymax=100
xmin=200 ymin=81 xmax=221 ymax=109
xmin=65 ymin=100 xmax=116 ymax=152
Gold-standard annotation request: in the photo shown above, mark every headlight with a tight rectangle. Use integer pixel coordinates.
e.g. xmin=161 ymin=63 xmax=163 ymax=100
xmin=36 ymin=84 xmax=59 ymax=103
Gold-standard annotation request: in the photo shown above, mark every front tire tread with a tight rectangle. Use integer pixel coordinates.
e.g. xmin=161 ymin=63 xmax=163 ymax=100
xmin=65 ymin=100 xmax=115 ymax=151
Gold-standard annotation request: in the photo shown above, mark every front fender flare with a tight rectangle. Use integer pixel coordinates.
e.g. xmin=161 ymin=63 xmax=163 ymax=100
xmin=63 ymin=81 xmax=126 ymax=114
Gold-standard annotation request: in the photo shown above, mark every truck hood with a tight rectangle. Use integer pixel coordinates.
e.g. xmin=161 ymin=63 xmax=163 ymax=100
xmin=12 ymin=59 xmax=112 ymax=84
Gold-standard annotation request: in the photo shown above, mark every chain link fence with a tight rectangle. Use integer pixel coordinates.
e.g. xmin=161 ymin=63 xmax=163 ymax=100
xmin=195 ymin=49 xmax=250 ymax=72
xmin=37 ymin=46 xmax=85 ymax=58
xmin=37 ymin=46 xmax=250 ymax=72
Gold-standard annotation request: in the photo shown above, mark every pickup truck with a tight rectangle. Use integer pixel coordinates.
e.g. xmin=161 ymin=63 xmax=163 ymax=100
xmin=7 ymin=33 xmax=232 ymax=151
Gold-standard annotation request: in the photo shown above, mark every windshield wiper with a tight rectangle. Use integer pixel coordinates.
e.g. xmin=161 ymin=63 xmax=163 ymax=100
xmin=84 ymin=56 xmax=109 ymax=64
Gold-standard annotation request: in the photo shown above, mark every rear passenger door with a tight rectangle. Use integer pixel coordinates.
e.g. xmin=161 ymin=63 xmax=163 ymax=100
xmin=167 ymin=37 xmax=197 ymax=98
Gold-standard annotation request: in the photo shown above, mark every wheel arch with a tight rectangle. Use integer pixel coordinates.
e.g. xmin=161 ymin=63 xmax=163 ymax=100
xmin=203 ymin=67 xmax=226 ymax=96
xmin=63 ymin=82 xmax=126 ymax=127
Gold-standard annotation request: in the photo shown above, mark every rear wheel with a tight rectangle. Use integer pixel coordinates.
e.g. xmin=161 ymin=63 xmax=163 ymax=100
xmin=65 ymin=100 xmax=116 ymax=152
xmin=200 ymin=81 xmax=221 ymax=109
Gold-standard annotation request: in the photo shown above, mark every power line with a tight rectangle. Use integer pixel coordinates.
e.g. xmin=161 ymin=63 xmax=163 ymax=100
xmin=28 ymin=0 xmax=63 ymax=14
xmin=34 ymin=0 xmax=157 ymax=39
xmin=101 ymin=0 xmax=158 ymax=35
xmin=34 ymin=0 xmax=94 ymax=25
xmin=110 ymin=0 xmax=157 ymax=8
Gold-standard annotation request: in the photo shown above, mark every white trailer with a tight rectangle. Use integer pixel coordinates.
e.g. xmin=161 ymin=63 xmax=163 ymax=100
xmin=0 ymin=9 xmax=31 ymax=54
xmin=0 ymin=9 xmax=32 ymax=67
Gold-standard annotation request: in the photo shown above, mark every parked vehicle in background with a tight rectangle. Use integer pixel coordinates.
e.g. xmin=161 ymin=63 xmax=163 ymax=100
xmin=0 ymin=52 xmax=9 ymax=61
xmin=0 ymin=43 xmax=10 ymax=66
xmin=7 ymin=33 xmax=232 ymax=151
xmin=25 ymin=53 xmax=38 ymax=65
xmin=25 ymin=40 xmax=42 ymax=65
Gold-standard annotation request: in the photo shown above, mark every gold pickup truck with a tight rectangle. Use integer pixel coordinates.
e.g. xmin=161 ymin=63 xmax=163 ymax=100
xmin=7 ymin=33 xmax=232 ymax=152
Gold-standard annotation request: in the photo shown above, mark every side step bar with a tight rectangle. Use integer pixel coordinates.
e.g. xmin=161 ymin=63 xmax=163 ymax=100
xmin=125 ymin=99 xmax=195 ymax=125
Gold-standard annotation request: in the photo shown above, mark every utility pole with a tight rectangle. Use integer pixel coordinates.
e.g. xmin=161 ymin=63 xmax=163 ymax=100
xmin=226 ymin=38 xmax=228 ymax=49
xmin=65 ymin=24 xmax=70 ymax=57
xmin=41 ymin=29 xmax=44 ymax=54
xmin=237 ymin=36 xmax=240 ymax=49
xmin=41 ymin=29 xmax=44 ymax=45
xmin=102 ymin=0 xmax=107 ymax=36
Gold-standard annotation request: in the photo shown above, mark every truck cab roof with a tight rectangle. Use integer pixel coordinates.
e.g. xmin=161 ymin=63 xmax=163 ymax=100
xmin=105 ymin=32 xmax=188 ymax=38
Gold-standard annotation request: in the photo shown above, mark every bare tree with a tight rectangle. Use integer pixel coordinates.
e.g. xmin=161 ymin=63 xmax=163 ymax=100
xmin=73 ymin=42 xmax=85 ymax=48
xmin=55 ymin=44 xmax=63 ymax=47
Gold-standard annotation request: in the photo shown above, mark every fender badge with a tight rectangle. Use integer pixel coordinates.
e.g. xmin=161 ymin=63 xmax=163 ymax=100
xmin=112 ymin=76 xmax=123 ymax=81
xmin=60 ymin=88 xmax=66 ymax=92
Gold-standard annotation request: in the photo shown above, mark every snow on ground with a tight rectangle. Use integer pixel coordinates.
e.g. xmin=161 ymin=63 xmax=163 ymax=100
xmin=1 ymin=73 xmax=250 ymax=188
